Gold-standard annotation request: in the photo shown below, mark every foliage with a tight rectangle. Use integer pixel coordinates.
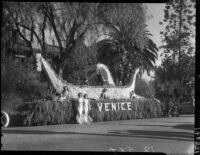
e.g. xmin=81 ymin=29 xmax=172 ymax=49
xmin=1 ymin=56 xmax=50 ymax=113
xmin=93 ymin=3 xmax=158 ymax=85
xmin=21 ymin=99 xmax=77 ymax=126
xmin=9 ymin=97 xmax=164 ymax=126
xmin=153 ymin=54 xmax=195 ymax=103
xmin=135 ymin=78 xmax=155 ymax=98
xmin=159 ymin=0 xmax=195 ymax=60
xmin=156 ymin=0 xmax=195 ymax=106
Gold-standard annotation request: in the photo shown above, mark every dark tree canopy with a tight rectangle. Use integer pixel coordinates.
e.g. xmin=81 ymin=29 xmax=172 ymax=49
xmin=93 ymin=3 xmax=159 ymax=85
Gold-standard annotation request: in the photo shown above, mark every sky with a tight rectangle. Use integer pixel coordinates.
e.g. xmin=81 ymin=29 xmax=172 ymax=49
xmin=141 ymin=3 xmax=166 ymax=81
xmin=145 ymin=3 xmax=166 ymax=66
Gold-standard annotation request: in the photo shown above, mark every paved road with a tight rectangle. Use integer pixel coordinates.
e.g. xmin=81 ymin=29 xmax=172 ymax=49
xmin=2 ymin=115 xmax=194 ymax=154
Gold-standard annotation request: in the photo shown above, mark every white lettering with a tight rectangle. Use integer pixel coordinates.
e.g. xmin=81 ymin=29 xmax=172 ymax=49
xmin=127 ymin=102 xmax=132 ymax=110
xmin=111 ymin=103 xmax=117 ymax=111
xmin=98 ymin=102 xmax=132 ymax=111
xmin=121 ymin=102 xmax=125 ymax=110
xmin=98 ymin=103 xmax=103 ymax=112
xmin=117 ymin=103 xmax=121 ymax=110
xmin=105 ymin=103 xmax=110 ymax=111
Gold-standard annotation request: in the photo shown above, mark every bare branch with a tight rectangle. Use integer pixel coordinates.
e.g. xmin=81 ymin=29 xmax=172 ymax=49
xmin=15 ymin=23 xmax=30 ymax=44
xmin=47 ymin=3 xmax=64 ymax=56
xmin=17 ymin=23 xmax=43 ymax=53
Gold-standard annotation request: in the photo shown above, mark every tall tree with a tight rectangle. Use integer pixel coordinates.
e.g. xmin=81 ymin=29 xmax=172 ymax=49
xmin=159 ymin=0 xmax=195 ymax=62
xmin=94 ymin=3 xmax=158 ymax=85
xmin=158 ymin=0 xmax=195 ymax=101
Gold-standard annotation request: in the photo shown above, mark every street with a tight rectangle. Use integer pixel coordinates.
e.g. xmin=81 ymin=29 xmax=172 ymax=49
xmin=1 ymin=115 xmax=194 ymax=154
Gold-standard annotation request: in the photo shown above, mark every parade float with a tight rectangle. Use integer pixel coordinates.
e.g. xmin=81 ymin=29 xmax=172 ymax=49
xmin=27 ymin=54 xmax=163 ymax=124
xmin=1 ymin=53 xmax=163 ymax=127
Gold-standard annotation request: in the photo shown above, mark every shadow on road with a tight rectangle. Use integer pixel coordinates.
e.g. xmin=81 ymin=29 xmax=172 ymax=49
xmin=173 ymin=124 xmax=194 ymax=130
xmin=2 ymin=127 xmax=193 ymax=142
xmin=117 ymin=124 xmax=194 ymax=131
xmin=108 ymin=129 xmax=193 ymax=142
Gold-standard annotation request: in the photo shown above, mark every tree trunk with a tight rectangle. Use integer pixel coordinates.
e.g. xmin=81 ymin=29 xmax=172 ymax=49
xmin=28 ymin=43 xmax=37 ymax=65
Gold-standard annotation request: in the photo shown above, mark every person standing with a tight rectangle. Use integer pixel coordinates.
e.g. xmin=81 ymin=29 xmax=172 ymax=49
xmin=76 ymin=93 xmax=84 ymax=124
xmin=83 ymin=94 xmax=93 ymax=123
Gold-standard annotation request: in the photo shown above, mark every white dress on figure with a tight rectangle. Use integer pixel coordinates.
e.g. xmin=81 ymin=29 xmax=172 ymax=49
xmin=83 ymin=99 xmax=93 ymax=123
xmin=76 ymin=97 xmax=84 ymax=124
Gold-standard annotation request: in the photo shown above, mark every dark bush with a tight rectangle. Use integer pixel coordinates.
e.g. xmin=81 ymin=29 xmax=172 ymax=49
xmin=1 ymin=93 xmax=24 ymax=114
xmin=1 ymin=56 xmax=50 ymax=114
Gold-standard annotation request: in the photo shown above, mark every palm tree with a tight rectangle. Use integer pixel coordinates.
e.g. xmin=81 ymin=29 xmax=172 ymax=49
xmin=83 ymin=3 xmax=159 ymax=86
xmin=94 ymin=25 xmax=158 ymax=86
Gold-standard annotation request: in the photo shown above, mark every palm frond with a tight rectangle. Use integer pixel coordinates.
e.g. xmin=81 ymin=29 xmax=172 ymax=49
xmin=143 ymin=49 xmax=158 ymax=63
xmin=148 ymin=39 xmax=159 ymax=52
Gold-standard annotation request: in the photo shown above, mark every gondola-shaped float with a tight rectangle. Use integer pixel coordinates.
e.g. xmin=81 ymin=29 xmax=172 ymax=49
xmin=38 ymin=54 xmax=143 ymax=100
